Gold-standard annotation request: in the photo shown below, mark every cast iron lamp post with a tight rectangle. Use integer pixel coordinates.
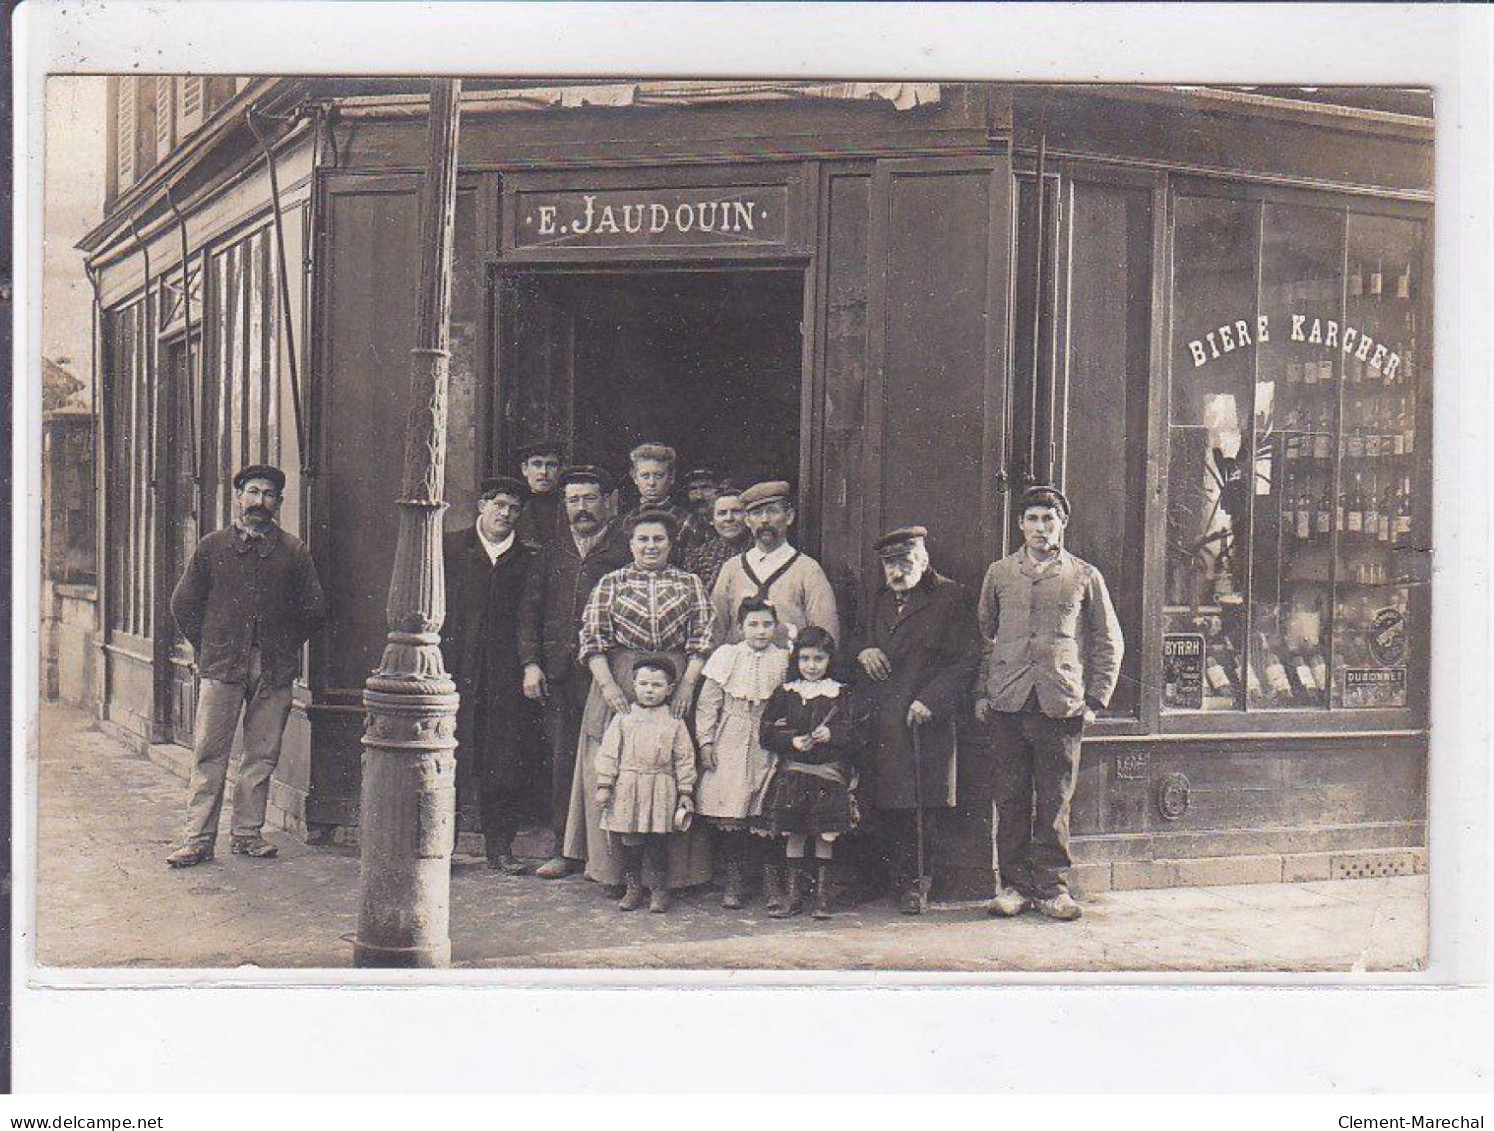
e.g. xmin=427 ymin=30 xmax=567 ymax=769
xmin=353 ymin=78 xmax=463 ymax=967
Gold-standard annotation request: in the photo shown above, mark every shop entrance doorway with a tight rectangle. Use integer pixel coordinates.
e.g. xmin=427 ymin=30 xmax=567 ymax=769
xmin=495 ymin=268 xmax=806 ymax=502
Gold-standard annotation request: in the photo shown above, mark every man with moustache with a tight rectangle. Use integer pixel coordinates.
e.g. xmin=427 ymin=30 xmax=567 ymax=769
xmin=514 ymin=439 xmax=566 ymax=547
xmin=518 ymin=465 xmax=633 ymax=880
xmin=166 ymin=464 xmax=326 ymax=867
xmin=683 ymin=486 xmax=752 ymax=593
xmin=855 ymin=526 xmax=981 ymax=914
xmin=975 ymin=485 xmax=1122 ymax=922
xmin=442 ymin=476 xmax=539 ymax=873
xmin=709 ymin=480 xmax=839 ymax=649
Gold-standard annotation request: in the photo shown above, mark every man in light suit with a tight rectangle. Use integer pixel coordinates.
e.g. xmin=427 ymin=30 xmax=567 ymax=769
xmin=974 ymin=485 xmax=1123 ymax=921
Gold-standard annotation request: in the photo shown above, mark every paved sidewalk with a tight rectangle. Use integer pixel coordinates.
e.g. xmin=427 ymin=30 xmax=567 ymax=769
xmin=32 ymin=703 xmax=1427 ymax=972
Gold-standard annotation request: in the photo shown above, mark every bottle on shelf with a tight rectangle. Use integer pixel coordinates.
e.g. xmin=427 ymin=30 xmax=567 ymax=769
xmin=1296 ymin=477 xmax=1313 ymax=542
xmin=1377 ymin=478 xmax=1394 ymax=544
xmin=1316 ymin=476 xmax=1333 ymax=536
xmin=1283 ymin=407 xmax=1302 ymax=462
xmin=1309 ymin=648 xmax=1328 ymax=692
xmin=1291 ymin=647 xmax=1319 ymax=698
xmin=1256 ymin=632 xmax=1294 ymax=702
xmin=1347 ymin=399 xmax=1365 ymax=459
xmin=1346 ymin=472 xmax=1365 ymax=535
xmin=1395 ymin=475 xmax=1413 ymax=543
xmin=1369 ymin=259 xmax=1384 ymax=298
xmin=1313 ymin=401 xmax=1334 ymax=460
xmin=1396 ymin=262 xmax=1412 ymax=300
xmin=1348 ymin=261 xmax=1364 ymax=298
xmin=1364 ymin=472 xmax=1381 ymax=544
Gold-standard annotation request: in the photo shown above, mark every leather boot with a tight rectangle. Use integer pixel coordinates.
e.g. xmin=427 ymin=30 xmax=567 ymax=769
xmin=771 ymin=862 xmax=804 ymax=918
xmin=722 ymin=856 xmax=746 ymax=910
xmin=811 ymin=861 xmax=834 ymax=920
xmin=618 ymin=855 xmax=646 ymax=912
xmin=763 ymin=861 xmax=785 ymax=915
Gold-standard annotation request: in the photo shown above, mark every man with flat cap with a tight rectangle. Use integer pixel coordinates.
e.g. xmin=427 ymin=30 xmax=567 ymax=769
xmin=166 ymin=464 xmax=326 ymax=867
xmin=515 ymin=438 xmax=567 ymax=547
xmin=975 ymin=485 xmax=1122 ymax=921
xmin=710 ymin=480 xmax=840 ymax=649
xmin=854 ymin=525 xmax=980 ymax=913
xmin=518 ymin=464 xmax=633 ymax=879
xmin=442 ymin=475 xmax=540 ymax=872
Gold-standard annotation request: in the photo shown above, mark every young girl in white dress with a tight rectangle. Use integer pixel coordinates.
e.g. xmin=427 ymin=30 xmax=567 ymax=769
xmin=694 ymin=597 xmax=791 ymax=909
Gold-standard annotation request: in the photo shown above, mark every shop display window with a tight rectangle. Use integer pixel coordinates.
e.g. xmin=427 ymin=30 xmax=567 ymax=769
xmin=1164 ymin=195 xmax=1427 ymax=714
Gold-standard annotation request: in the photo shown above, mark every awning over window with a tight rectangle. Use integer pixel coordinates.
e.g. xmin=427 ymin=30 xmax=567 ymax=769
xmin=334 ymin=80 xmax=942 ymax=118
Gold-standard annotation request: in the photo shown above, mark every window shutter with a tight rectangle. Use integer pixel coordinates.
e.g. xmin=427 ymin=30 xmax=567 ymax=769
xmin=155 ymin=76 xmax=176 ymax=162
xmin=116 ymin=76 xmax=137 ymax=188
xmin=178 ymin=76 xmax=205 ymax=135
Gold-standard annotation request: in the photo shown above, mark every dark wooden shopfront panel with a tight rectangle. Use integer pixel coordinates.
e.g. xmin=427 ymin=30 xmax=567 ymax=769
xmin=311 ymin=175 xmax=485 ymax=827
xmin=864 ymin=156 xmax=1013 ymax=893
xmin=317 ymin=177 xmax=484 ymax=698
xmin=866 ymin=157 xmax=1012 ymax=589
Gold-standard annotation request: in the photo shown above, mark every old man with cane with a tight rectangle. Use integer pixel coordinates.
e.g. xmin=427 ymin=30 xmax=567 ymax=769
xmin=855 ymin=526 xmax=981 ymax=914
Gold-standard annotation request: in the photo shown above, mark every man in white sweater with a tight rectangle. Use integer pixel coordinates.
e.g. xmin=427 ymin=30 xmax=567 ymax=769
xmin=710 ymin=480 xmax=840 ymax=650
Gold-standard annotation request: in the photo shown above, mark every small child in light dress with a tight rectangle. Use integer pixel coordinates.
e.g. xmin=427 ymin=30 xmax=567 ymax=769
xmin=595 ymin=656 xmax=697 ymax=914
xmin=694 ymin=597 xmax=792 ymax=910
xmin=758 ymin=627 xmax=860 ymax=920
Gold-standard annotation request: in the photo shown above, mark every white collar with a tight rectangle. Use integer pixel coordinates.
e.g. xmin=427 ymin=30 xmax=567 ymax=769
xmin=784 ymin=678 xmax=842 ymax=701
xmin=746 ymin=540 xmax=796 ymax=575
xmin=477 ymin=525 xmax=515 ymax=565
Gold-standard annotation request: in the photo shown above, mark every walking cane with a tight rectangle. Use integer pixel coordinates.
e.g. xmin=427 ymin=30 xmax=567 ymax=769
xmin=910 ymin=718 xmax=931 ymax=912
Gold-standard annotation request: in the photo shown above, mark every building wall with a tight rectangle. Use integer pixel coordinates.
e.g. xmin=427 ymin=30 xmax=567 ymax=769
xmin=84 ymin=82 xmax=1433 ymax=892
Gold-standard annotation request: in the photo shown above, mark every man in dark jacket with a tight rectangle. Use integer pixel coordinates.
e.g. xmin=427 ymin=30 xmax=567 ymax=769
xmin=166 ymin=464 xmax=326 ymax=867
xmin=854 ymin=526 xmax=981 ymax=913
xmin=442 ymin=475 xmax=539 ymax=872
xmin=514 ymin=438 xmax=566 ymax=547
xmin=518 ymin=465 xmax=632 ymax=878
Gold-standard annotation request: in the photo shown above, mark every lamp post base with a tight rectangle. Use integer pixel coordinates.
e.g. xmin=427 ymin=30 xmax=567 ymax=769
xmin=353 ymin=676 xmax=458 ymax=969
xmin=351 ymin=938 xmax=453 ymax=969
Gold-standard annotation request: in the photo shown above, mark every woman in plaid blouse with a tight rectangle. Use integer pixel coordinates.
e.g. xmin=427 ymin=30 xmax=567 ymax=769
xmin=562 ymin=509 xmax=717 ymax=894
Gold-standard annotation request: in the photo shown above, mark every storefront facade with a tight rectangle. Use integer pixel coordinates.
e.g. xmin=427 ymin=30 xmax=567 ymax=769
xmin=81 ymin=79 xmax=1432 ymax=894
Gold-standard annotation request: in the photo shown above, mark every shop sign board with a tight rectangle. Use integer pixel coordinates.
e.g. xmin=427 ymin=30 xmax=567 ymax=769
xmin=1163 ymin=633 xmax=1206 ymax=711
xmin=513 ymin=185 xmax=791 ymax=253
xmin=1343 ymin=666 xmax=1407 ymax=708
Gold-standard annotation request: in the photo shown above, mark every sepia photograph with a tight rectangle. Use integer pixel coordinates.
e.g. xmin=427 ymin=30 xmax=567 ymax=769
xmin=35 ymin=69 xmax=1436 ymax=975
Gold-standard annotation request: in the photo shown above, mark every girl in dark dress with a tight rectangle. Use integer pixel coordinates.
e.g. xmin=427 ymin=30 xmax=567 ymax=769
xmin=758 ymin=627 xmax=860 ymax=920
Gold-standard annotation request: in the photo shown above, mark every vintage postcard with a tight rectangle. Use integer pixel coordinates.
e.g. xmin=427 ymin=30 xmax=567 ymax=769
xmin=35 ymin=70 xmax=1436 ymax=975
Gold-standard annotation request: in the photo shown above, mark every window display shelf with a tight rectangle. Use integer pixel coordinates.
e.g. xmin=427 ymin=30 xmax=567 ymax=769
xmin=1164 ymin=198 xmax=1426 ymax=717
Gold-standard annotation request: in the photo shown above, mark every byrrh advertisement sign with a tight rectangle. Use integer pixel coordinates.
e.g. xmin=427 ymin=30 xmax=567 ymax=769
xmin=513 ymin=184 xmax=791 ymax=251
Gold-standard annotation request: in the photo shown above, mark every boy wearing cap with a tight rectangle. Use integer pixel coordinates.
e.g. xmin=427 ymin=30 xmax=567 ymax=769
xmin=515 ymin=439 xmax=567 ymax=547
xmin=709 ymin=480 xmax=840 ymax=650
xmin=974 ymin=486 xmax=1123 ymax=921
xmin=855 ymin=526 xmax=981 ymax=913
xmin=166 ymin=465 xmax=327 ymax=867
xmin=443 ymin=475 xmax=540 ymax=872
